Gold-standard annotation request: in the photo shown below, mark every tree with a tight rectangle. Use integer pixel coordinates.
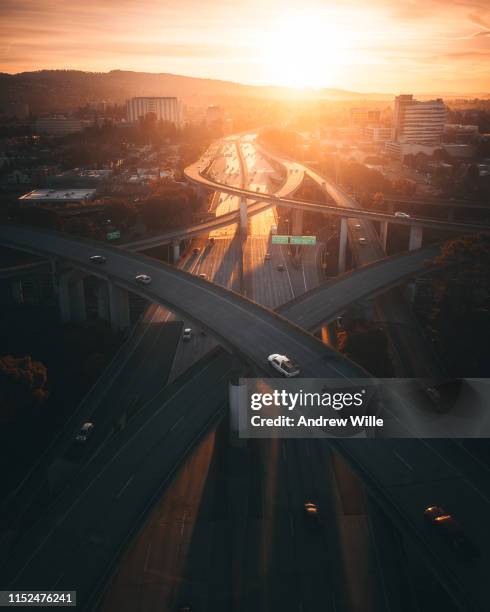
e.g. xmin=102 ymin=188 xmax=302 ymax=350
xmin=0 ymin=355 xmax=49 ymax=421
xmin=337 ymin=327 xmax=393 ymax=376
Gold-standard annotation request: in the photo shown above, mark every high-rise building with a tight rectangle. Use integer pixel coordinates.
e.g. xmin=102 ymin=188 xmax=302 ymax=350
xmin=126 ymin=97 xmax=182 ymax=126
xmin=393 ymin=94 xmax=446 ymax=145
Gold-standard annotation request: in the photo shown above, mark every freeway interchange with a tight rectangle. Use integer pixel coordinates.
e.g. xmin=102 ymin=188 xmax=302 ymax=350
xmin=1 ymin=135 xmax=490 ymax=611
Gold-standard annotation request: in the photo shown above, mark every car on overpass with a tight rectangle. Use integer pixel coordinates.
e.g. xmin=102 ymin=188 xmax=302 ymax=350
xmin=135 ymin=274 xmax=152 ymax=285
xmin=395 ymin=211 xmax=411 ymax=218
xmin=89 ymin=255 xmax=106 ymax=264
xmin=268 ymin=354 xmax=300 ymax=377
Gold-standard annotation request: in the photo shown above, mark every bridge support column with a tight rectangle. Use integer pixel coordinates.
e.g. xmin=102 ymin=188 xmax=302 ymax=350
xmin=96 ymin=281 xmax=110 ymax=321
xmin=172 ymin=240 xmax=180 ymax=264
xmin=380 ymin=221 xmax=388 ymax=252
xmin=408 ymin=225 xmax=423 ymax=251
xmin=10 ymin=279 xmax=24 ymax=304
xmin=108 ymin=282 xmax=130 ymax=332
xmin=229 ymin=379 xmax=247 ymax=447
xmin=338 ymin=217 xmax=348 ymax=274
xmin=58 ymin=273 xmax=86 ymax=323
xmin=239 ymin=198 xmax=248 ymax=237
xmin=292 ymin=208 xmax=303 ymax=237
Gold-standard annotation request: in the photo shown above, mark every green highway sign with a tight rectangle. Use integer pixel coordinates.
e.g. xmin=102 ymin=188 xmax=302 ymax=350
xmin=106 ymin=230 xmax=121 ymax=241
xmin=272 ymin=235 xmax=290 ymax=245
xmin=290 ymin=235 xmax=317 ymax=245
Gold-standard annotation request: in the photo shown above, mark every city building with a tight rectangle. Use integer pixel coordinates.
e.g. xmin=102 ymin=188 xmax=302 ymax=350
xmin=365 ymin=126 xmax=395 ymax=143
xmin=206 ymin=105 xmax=224 ymax=127
xmin=126 ymin=97 xmax=182 ymax=126
xmin=350 ymin=108 xmax=381 ymax=126
xmin=35 ymin=116 xmax=87 ymax=136
xmin=392 ymin=94 xmax=447 ymax=145
xmin=444 ymin=124 xmax=479 ymax=143
xmin=18 ymin=188 xmax=96 ymax=206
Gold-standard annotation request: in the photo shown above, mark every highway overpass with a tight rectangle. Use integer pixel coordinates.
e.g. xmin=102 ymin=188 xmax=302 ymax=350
xmin=278 ymin=244 xmax=442 ymax=330
xmin=184 ymin=159 xmax=490 ymax=234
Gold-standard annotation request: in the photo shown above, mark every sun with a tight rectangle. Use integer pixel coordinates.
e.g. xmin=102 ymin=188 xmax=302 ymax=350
xmin=259 ymin=12 xmax=352 ymax=89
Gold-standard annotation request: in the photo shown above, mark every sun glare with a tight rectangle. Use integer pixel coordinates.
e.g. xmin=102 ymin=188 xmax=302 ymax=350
xmin=260 ymin=13 xmax=353 ymax=89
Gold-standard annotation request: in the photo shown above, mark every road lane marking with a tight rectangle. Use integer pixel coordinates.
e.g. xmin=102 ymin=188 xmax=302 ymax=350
xmin=144 ymin=542 xmax=152 ymax=572
xmin=392 ymin=450 xmax=413 ymax=471
xmin=116 ymin=475 xmax=135 ymax=499
xmin=170 ymin=415 xmax=185 ymax=432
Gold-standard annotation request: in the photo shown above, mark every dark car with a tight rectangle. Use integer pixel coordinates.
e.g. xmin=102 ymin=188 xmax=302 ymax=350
xmin=303 ymin=501 xmax=320 ymax=527
xmin=424 ymin=506 xmax=466 ymax=548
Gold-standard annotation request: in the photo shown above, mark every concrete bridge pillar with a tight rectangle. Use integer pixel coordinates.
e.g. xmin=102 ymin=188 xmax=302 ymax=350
xmin=96 ymin=280 xmax=110 ymax=321
xmin=10 ymin=279 xmax=24 ymax=304
xmin=108 ymin=282 xmax=130 ymax=332
xmin=408 ymin=225 xmax=423 ymax=251
xmin=338 ymin=217 xmax=348 ymax=274
xmin=380 ymin=221 xmax=388 ymax=252
xmin=239 ymin=198 xmax=248 ymax=237
xmin=291 ymin=208 xmax=303 ymax=237
xmin=58 ymin=272 xmax=86 ymax=323
xmin=172 ymin=240 xmax=180 ymax=264
xmin=229 ymin=379 xmax=247 ymax=446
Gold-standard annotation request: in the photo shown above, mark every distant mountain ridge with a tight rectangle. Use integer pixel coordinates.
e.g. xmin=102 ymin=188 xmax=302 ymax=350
xmin=0 ymin=69 xmax=393 ymax=114
xmin=1 ymin=70 xmax=488 ymax=114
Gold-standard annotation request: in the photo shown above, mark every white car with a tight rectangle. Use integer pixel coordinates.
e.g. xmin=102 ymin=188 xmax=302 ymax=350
xmin=76 ymin=422 xmax=94 ymax=442
xmin=183 ymin=328 xmax=192 ymax=341
xmin=267 ymin=354 xmax=300 ymax=377
xmin=395 ymin=212 xmax=410 ymax=218
xmin=358 ymin=237 xmax=367 ymax=245
xmin=354 ymin=223 xmax=362 ymax=230
xmin=89 ymin=255 xmax=106 ymax=264
xmin=135 ymin=274 xmax=152 ymax=284
xmin=199 ymin=273 xmax=207 ymax=280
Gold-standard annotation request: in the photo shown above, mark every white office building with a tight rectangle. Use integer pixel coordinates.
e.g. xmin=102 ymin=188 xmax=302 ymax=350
xmin=126 ymin=97 xmax=182 ymax=126
xmin=393 ymin=95 xmax=447 ymax=145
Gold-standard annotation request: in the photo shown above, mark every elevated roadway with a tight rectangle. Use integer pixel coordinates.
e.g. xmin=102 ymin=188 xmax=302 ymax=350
xmin=278 ymin=243 xmax=442 ymax=330
xmin=184 ymin=159 xmax=490 ymax=234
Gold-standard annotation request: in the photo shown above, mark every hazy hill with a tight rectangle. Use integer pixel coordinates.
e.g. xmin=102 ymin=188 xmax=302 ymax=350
xmin=0 ymin=69 xmax=394 ymax=114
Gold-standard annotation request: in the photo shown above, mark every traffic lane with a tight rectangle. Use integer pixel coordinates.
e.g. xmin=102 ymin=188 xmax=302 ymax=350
xmin=102 ymin=427 xmax=227 ymax=612
xmin=245 ymin=235 xmax=294 ymax=307
xmin=3 ymin=352 xmax=234 ymax=608
xmin=1 ymin=226 xmax=365 ymax=380
xmin=244 ymin=438 xmax=341 ymax=611
xmin=336 ymin=438 xmax=490 ymax=612
xmin=63 ymin=317 xmax=182 ymax=465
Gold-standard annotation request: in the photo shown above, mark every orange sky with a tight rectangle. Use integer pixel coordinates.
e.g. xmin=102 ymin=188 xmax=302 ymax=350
xmin=1 ymin=0 xmax=489 ymax=93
